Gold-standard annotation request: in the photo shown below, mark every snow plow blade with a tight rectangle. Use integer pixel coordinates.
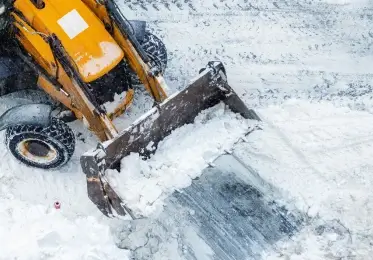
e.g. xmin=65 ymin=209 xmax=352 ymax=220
xmin=80 ymin=61 xmax=260 ymax=217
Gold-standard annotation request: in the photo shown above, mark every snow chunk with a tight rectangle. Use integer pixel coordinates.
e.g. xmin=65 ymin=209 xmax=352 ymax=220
xmin=102 ymin=91 xmax=129 ymax=113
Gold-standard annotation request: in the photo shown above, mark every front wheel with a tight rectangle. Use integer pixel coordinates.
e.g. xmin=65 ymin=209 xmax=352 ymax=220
xmin=129 ymin=31 xmax=168 ymax=85
xmin=5 ymin=118 xmax=75 ymax=169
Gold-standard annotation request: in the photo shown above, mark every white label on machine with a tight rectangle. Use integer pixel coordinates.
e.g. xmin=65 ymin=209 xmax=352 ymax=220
xmin=57 ymin=9 xmax=89 ymax=39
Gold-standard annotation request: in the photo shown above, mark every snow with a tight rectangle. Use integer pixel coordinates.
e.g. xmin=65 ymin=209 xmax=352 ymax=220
xmin=263 ymin=219 xmax=373 ymax=260
xmin=106 ymin=103 xmax=256 ymax=217
xmin=0 ymin=198 xmax=128 ymax=260
xmin=0 ymin=120 xmax=130 ymax=259
xmin=0 ymin=168 xmax=129 ymax=259
xmin=233 ymin=99 xmax=373 ymax=259
xmin=240 ymin=100 xmax=373 ymax=229
xmin=2 ymin=0 xmax=373 ymax=259
xmin=323 ymin=0 xmax=370 ymax=5
xmin=102 ymin=91 xmax=129 ymax=113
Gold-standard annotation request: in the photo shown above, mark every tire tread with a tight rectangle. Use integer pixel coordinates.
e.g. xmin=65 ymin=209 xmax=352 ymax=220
xmin=5 ymin=118 xmax=75 ymax=169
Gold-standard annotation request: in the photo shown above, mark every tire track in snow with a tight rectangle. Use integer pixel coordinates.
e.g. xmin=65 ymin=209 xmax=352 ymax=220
xmin=118 ymin=0 xmax=373 ymax=112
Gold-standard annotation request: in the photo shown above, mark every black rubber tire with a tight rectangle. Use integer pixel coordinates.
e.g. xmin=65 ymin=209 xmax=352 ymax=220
xmin=130 ymin=31 xmax=168 ymax=85
xmin=5 ymin=118 xmax=75 ymax=170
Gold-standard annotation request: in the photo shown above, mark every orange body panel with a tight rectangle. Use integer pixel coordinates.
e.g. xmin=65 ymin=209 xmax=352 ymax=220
xmin=14 ymin=0 xmax=124 ymax=82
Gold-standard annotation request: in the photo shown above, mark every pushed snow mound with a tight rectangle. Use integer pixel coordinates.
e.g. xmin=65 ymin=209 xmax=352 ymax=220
xmin=106 ymin=103 xmax=258 ymax=217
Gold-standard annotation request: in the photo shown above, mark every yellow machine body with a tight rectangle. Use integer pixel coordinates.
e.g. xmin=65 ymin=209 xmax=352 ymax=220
xmin=14 ymin=0 xmax=124 ymax=82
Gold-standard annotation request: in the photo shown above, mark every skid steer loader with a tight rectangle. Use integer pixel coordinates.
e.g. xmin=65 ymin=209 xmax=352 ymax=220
xmin=0 ymin=0 xmax=260 ymax=217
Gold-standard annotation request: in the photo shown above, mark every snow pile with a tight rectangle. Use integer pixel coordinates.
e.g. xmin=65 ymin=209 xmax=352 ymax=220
xmin=233 ymin=99 xmax=373 ymax=259
xmin=106 ymin=103 xmax=256 ymax=217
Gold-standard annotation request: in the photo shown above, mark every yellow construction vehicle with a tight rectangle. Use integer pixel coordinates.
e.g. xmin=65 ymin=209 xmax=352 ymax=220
xmin=0 ymin=0 xmax=259 ymax=217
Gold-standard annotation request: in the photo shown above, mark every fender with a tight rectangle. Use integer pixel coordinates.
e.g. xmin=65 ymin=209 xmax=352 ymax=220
xmin=0 ymin=90 xmax=54 ymax=131
xmin=0 ymin=103 xmax=52 ymax=131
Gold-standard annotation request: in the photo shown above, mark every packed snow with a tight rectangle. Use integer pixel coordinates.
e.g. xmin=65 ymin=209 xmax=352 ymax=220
xmin=1 ymin=0 xmax=373 ymax=259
